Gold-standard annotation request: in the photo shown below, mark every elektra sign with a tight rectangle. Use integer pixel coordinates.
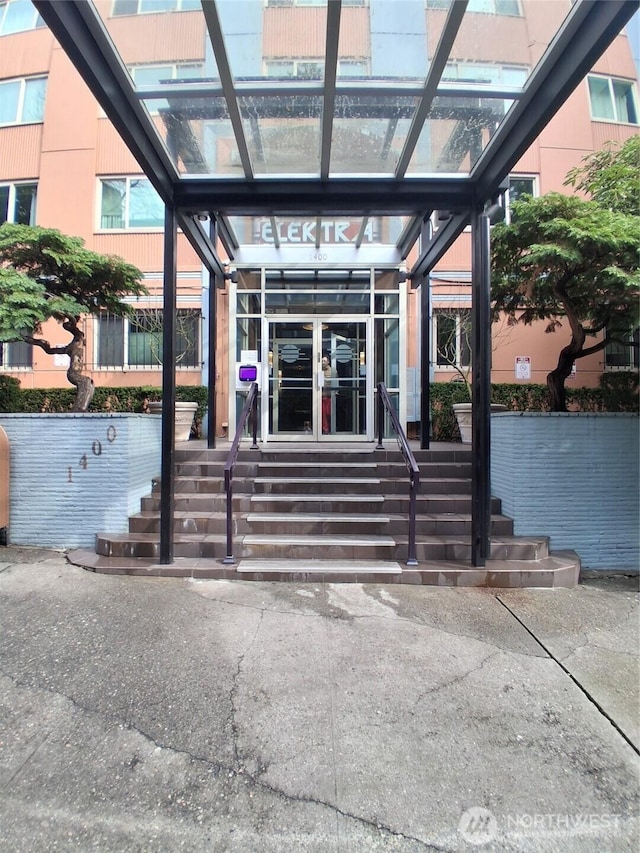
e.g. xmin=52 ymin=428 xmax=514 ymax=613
xmin=257 ymin=219 xmax=379 ymax=244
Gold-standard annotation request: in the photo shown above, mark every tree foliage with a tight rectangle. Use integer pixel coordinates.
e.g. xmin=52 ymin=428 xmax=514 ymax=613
xmin=491 ymin=188 xmax=640 ymax=411
xmin=0 ymin=224 xmax=145 ymax=411
xmin=564 ymin=136 xmax=640 ymax=216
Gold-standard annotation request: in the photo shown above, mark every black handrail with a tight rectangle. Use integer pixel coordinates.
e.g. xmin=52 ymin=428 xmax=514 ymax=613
xmin=223 ymin=382 xmax=258 ymax=564
xmin=376 ymin=382 xmax=420 ymax=566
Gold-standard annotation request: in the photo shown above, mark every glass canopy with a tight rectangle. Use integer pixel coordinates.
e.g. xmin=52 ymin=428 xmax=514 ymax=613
xmin=36 ymin=0 xmax=636 ymax=265
xmin=95 ymin=0 xmax=568 ymax=179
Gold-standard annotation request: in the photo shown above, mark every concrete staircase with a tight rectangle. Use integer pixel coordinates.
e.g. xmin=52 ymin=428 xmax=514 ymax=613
xmin=69 ymin=443 xmax=580 ymax=587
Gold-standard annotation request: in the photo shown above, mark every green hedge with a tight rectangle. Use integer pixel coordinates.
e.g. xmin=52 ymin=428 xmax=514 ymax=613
xmin=2 ymin=375 xmax=636 ymax=443
xmin=2 ymin=384 xmax=209 ymax=437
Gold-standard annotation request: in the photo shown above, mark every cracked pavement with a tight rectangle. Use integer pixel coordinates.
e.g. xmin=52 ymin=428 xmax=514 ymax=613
xmin=0 ymin=549 xmax=638 ymax=852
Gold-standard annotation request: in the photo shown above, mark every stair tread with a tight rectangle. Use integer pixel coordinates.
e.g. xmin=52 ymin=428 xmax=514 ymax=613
xmin=255 ymin=477 xmax=381 ymax=484
xmin=237 ymin=559 xmax=403 ymax=574
xmin=242 ymin=534 xmax=396 ymax=546
xmin=246 ymin=513 xmax=391 ymax=523
xmin=250 ymin=494 xmax=385 ymax=503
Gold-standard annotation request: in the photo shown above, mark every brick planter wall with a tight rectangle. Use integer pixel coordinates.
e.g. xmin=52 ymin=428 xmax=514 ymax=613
xmin=491 ymin=412 xmax=639 ymax=570
xmin=0 ymin=414 xmax=161 ymax=549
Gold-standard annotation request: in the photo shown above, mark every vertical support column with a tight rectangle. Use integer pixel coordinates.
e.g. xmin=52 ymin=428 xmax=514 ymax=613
xmin=159 ymin=204 xmax=177 ymax=565
xmin=419 ymin=274 xmax=430 ymax=449
xmin=207 ymin=219 xmax=217 ymax=449
xmin=419 ymin=218 xmax=432 ymax=450
xmin=471 ymin=209 xmax=492 ymax=566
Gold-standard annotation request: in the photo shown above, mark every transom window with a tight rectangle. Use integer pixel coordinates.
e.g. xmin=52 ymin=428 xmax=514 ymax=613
xmin=588 ymin=76 xmax=638 ymax=124
xmin=0 ymin=182 xmax=37 ymax=225
xmin=99 ymin=178 xmax=164 ymax=230
xmin=0 ymin=76 xmax=46 ymax=125
xmin=0 ymin=0 xmax=44 ymax=34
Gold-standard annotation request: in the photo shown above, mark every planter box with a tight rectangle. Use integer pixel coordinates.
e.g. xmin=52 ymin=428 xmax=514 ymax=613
xmin=491 ymin=412 xmax=639 ymax=570
xmin=452 ymin=402 xmax=508 ymax=444
xmin=0 ymin=414 xmax=161 ymax=549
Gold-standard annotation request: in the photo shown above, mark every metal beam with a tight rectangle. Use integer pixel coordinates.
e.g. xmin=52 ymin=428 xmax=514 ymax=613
xmin=395 ymin=0 xmax=468 ymax=177
xmin=207 ymin=219 xmax=217 ymax=450
xmin=320 ymin=0 xmax=341 ymax=178
xmin=201 ymin=0 xmax=254 ymax=178
xmin=176 ymin=214 xmax=226 ymax=277
xmin=473 ymin=0 xmax=638 ymax=200
xmin=410 ymin=211 xmax=470 ymax=279
xmin=174 ymin=177 xmax=475 ymax=216
xmin=33 ymin=0 xmax=178 ymax=204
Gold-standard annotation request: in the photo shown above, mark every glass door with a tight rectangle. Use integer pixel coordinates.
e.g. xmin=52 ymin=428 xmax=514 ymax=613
xmin=266 ymin=319 xmax=369 ymax=441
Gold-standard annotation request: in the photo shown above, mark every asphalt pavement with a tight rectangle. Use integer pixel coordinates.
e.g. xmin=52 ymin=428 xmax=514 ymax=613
xmin=1 ymin=547 xmax=638 ymax=852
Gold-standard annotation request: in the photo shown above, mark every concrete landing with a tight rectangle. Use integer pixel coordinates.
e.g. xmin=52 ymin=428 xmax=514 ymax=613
xmin=0 ymin=548 xmax=637 ymax=851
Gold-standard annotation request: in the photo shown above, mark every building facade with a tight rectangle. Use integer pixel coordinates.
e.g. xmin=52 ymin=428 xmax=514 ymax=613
xmin=1 ymin=0 xmax=638 ymax=441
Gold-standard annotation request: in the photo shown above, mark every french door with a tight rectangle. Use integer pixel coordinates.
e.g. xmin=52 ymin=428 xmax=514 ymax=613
xmin=265 ymin=318 xmax=370 ymax=441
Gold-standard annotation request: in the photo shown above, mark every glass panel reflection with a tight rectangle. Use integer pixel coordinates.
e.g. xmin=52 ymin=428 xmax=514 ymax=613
xmin=239 ymin=95 xmax=322 ymax=174
xmin=331 ymin=95 xmax=418 ymax=174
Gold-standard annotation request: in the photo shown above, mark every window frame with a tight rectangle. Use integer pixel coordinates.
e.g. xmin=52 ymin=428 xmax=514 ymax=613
xmin=604 ymin=327 xmax=640 ymax=371
xmin=111 ymin=0 xmax=200 ymax=16
xmin=0 ymin=339 xmax=33 ymax=370
xmin=0 ymin=75 xmax=47 ymax=126
xmin=432 ymin=308 xmax=472 ymax=371
xmin=0 ymin=181 xmax=38 ymax=225
xmin=0 ymin=0 xmax=45 ymax=35
xmin=95 ymin=308 xmax=202 ymax=370
xmin=587 ymin=75 xmax=639 ymax=125
xmin=98 ymin=176 xmax=165 ymax=231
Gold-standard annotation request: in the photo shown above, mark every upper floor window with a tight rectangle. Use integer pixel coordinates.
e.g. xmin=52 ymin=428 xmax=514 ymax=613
xmin=112 ymin=0 xmax=200 ymax=15
xmin=266 ymin=1 xmax=366 ymax=7
xmin=588 ymin=76 xmax=638 ymax=124
xmin=0 ymin=76 xmax=46 ymax=125
xmin=0 ymin=182 xmax=37 ymax=225
xmin=99 ymin=177 xmax=164 ymax=230
xmin=428 ymin=0 xmax=520 ymax=15
xmin=505 ymin=174 xmax=537 ymax=222
xmin=129 ymin=63 xmax=205 ymax=113
xmin=265 ymin=58 xmax=368 ymax=79
xmin=0 ymin=0 xmax=45 ymax=35
xmin=0 ymin=340 xmax=32 ymax=369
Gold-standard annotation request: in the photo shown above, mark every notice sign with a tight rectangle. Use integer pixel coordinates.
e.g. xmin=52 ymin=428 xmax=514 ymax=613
xmin=515 ymin=356 xmax=531 ymax=380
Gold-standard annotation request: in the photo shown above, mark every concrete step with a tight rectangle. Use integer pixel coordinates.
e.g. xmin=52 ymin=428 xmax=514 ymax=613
xmin=70 ymin=549 xmax=579 ymax=588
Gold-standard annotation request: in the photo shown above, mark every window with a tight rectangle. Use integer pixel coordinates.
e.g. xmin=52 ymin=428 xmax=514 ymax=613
xmin=0 ymin=0 xmax=45 ymax=35
xmin=112 ymin=0 xmax=200 ymax=15
xmin=506 ymin=174 xmax=536 ymax=222
xmin=0 ymin=182 xmax=37 ymax=225
xmin=434 ymin=309 xmax=471 ymax=369
xmin=0 ymin=340 xmax=32 ymax=369
xmin=588 ymin=76 xmax=638 ymax=124
xmin=605 ymin=327 xmax=639 ymax=369
xmin=0 ymin=76 xmax=46 ymax=125
xmin=96 ymin=309 xmax=201 ymax=369
xmin=428 ymin=0 xmax=520 ymax=15
xmin=267 ymin=1 xmax=367 ymax=7
xmin=265 ymin=58 xmax=368 ymax=79
xmin=99 ymin=178 xmax=164 ymax=229
xmin=129 ymin=62 xmax=205 ymax=113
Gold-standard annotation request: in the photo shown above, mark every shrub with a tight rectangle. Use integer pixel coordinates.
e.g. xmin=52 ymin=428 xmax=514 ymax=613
xmin=0 ymin=375 xmax=21 ymax=413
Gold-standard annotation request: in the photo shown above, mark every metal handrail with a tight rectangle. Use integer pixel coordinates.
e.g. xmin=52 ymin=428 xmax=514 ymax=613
xmin=223 ymin=382 xmax=258 ymax=564
xmin=376 ymin=382 xmax=420 ymax=566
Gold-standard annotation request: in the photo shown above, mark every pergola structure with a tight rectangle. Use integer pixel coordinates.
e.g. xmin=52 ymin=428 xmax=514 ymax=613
xmin=33 ymin=0 xmax=637 ymax=566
